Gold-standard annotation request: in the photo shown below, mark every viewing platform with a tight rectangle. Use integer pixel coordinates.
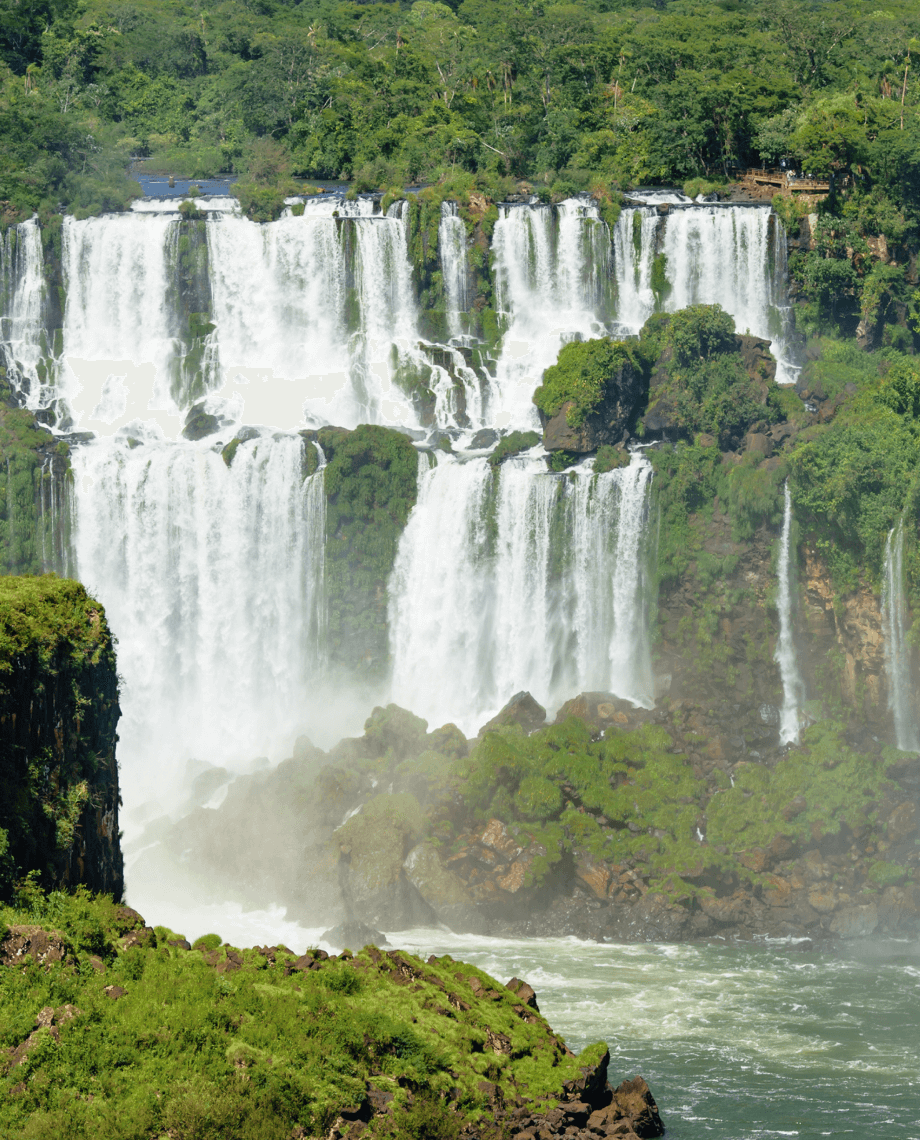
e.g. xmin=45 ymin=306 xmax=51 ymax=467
xmin=738 ymin=167 xmax=831 ymax=202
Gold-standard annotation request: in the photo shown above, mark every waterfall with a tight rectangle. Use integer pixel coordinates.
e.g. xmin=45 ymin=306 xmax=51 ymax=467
xmin=388 ymin=450 xmax=654 ymax=733
xmin=775 ymin=483 xmax=805 ymax=744
xmin=71 ymin=432 xmax=325 ymax=808
xmin=612 ymin=205 xmax=799 ymax=383
xmin=0 ymin=219 xmax=48 ymax=407
xmin=882 ymin=522 xmax=919 ymax=752
xmin=490 ymin=199 xmax=612 ymax=429
xmin=439 ymin=201 xmax=469 ymax=339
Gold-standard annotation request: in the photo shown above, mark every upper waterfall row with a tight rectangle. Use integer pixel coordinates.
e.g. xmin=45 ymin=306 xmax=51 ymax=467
xmin=1 ymin=197 xmax=798 ymax=440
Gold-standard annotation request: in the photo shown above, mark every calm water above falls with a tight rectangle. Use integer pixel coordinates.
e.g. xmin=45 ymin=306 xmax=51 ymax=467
xmin=135 ymin=894 xmax=920 ymax=1140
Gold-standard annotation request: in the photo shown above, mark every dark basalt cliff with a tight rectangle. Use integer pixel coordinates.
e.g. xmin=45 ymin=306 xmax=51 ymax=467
xmin=0 ymin=576 xmax=122 ymax=901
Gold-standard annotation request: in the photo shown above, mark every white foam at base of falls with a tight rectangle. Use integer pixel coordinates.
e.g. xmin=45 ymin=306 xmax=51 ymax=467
xmin=882 ymin=522 xmax=919 ymax=752
xmin=72 ymin=433 xmax=325 ymax=810
xmin=775 ymin=482 xmax=805 ymax=745
xmin=388 ymin=450 xmax=654 ymax=734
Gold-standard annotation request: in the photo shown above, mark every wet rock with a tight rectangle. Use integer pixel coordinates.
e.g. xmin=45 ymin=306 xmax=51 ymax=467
xmin=554 ymin=692 xmax=637 ymax=730
xmin=403 ymin=842 xmax=484 ymax=932
xmin=612 ymin=1076 xmax=665 ymax=1138
xmin=478 ymin=691 xmax=547 ymax=736
xmin=470 ymin=428 xmax=499 ymax=450
xmin=830 ymin=903 xmax=879 ymax=938
xmin=182 ymin=402 xmax=221 ymax=440
xmin=321 ymin=921 xmax=389 ymax=950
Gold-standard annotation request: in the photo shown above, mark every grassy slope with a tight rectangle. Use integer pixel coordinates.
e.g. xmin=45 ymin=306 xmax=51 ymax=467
xmin=0 ymin=889 xmax=606 ymax=1140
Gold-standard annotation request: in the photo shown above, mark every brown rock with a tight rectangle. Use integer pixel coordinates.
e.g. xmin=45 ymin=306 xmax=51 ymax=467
xmin=506 ymin=977 xmax=540 ymax=1011
xmin=576 ymin=859 xmax=611 ymax=899
xmin=104 ymin=985 xmax=127 ymax=1000
xmin=612 ymin=1076 xmax=664 ymax=1138
xmin=479 ymin=691 xmax=546 ymax=736
xmin=887 ymin=802 xmax=918 ymax=845
xmin=0 ymin=926 xmax=73 ymax=969
xmin=807 ymin=887 xmax=839 ymax=914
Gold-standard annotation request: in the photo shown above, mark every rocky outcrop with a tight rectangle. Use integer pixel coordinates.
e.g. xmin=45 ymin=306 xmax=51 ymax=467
xmin=0 ymin=577 xmax=123 ymax=901
xmin=541 ymin=353 xmax=645 ymax=454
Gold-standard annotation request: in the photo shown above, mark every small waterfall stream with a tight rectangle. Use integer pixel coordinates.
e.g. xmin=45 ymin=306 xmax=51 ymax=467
xmin=0 ymin=219 xmax=47 ymax=406
xmin=775 ymin=483 xmax=805 ymax=744
xmin=882 ymin=523 xmax=919 ymax=752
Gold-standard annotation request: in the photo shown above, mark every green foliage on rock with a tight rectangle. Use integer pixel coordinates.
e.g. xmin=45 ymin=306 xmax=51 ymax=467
xmin=533 ymin=338 xmax=639 ymax=427
xmin=488 ymin=431 xmax=540 ymax=467
xmin=0 ymin=886 xmax=603 ymax=1139
xmin=322 ymin=426 xmax=419 ymax=675
xmin=0 ymin=576 xmax=121 ymax=902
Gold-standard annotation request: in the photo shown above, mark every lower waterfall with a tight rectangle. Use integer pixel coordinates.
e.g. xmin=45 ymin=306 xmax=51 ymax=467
xmin=882 ymin=523 xmax=919 ymax=752
xmin=388 ymin=450 xmax=654 ymax=734
xmin=775 ymin=482 xmax=805 ymax=744
xmin=71 ymin=432 xmax=325 ymax=810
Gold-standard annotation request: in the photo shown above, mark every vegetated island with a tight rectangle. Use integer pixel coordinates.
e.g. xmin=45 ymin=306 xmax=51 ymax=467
xmin=0 ymin=574 xmax=663 ymax=1140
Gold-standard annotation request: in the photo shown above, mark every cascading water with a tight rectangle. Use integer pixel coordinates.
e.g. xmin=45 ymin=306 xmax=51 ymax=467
xmin=71 ymin=432 xmax=325 ymax=811
xmin=388 ymin=450 xmax=654 ymax=733
xmin=774 ymin=482 xmax=805 ymax=744
xmin=0 ymin=219 xmax=49 ymax=406
xmin=491 ymin=199 xmax=612 ymax=429
xmin=882 ymin=522 xmax=919 ymax=752
xmin=60 ymin=212 xmax=182 ymax=425
xmin=613 ymin=205 xmax=799 ymax=383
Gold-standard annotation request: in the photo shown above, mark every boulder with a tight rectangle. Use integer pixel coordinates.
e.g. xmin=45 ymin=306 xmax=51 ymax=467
xmin=478 ymin=692 xmax=546 ymax=736
xmin=886 ymin=801 xmax=917 ymax=845
xmin=505 ymin=977 xmax=540 ymax=1011
xmin=320 ymin=921 xmax=389 ymax=951
xmin=554 ymin=692 xmax=636 ymax=729
xmin=0 ymin=926 xmax=73 ymax=969
xmin=613 ymin=1076 xmax=665 ymax=1138
xmin=829 ymin=903 xmax=879 ymax=938
xmin=182 ymin=402 xmax=221 ymax=441
xmin=403 ymin=842 xmax=484 ymax=932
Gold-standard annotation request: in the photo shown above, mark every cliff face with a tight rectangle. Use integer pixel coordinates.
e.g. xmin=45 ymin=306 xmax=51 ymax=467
xmin=0 ymin=576 xmax=122 ymax=900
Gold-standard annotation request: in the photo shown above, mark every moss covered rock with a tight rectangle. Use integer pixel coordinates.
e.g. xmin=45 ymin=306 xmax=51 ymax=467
xmin=535 ymin=338 xmax=647 ymax=453
xmin=0 ymin=577 xmax=122 ymax=901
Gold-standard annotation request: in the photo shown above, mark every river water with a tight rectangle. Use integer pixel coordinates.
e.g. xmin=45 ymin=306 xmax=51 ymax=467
xmin=136 ymin=895 xmax=920 ymax=1139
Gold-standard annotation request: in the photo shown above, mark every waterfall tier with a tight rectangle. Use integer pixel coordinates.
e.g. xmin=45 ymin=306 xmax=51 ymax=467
xmin=388 ymin=450 xmax=654 ymax=735
xmin=1 ymin=197 xmax=798 ymax=438
xmin=71 ymin=433 xmax=325 ymax=806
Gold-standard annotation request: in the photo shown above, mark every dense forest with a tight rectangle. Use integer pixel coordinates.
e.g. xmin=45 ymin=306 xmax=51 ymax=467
xmin=1 ymin=0 xmax=918 ymax=219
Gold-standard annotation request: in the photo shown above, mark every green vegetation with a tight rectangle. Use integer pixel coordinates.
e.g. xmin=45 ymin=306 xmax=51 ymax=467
xmin=0 ymin=402 xmax=64 ymax=576
xmin=444 ymin=716 xmax=898 ymax=902
xmin=646 ymin=305 xmax=780 ymax=447
xmin=0 ymin=0 xmax=918 ymax=256
xmin=321 ymin=425 xmax=419 ymax=675
xmin=788 ymin=345 xmax=920 ymax=593
xmin=0 ymin=576 xmax=121 ymax=901
xmin=0 ymin=886 xmax=605 ymax=1139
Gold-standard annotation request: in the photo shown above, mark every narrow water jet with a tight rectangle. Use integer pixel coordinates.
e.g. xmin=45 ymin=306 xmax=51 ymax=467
xmin=775 ymin=482 xmax=805 ymax=744
xmin=882 ymin=522 xmax=919 ymax=752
